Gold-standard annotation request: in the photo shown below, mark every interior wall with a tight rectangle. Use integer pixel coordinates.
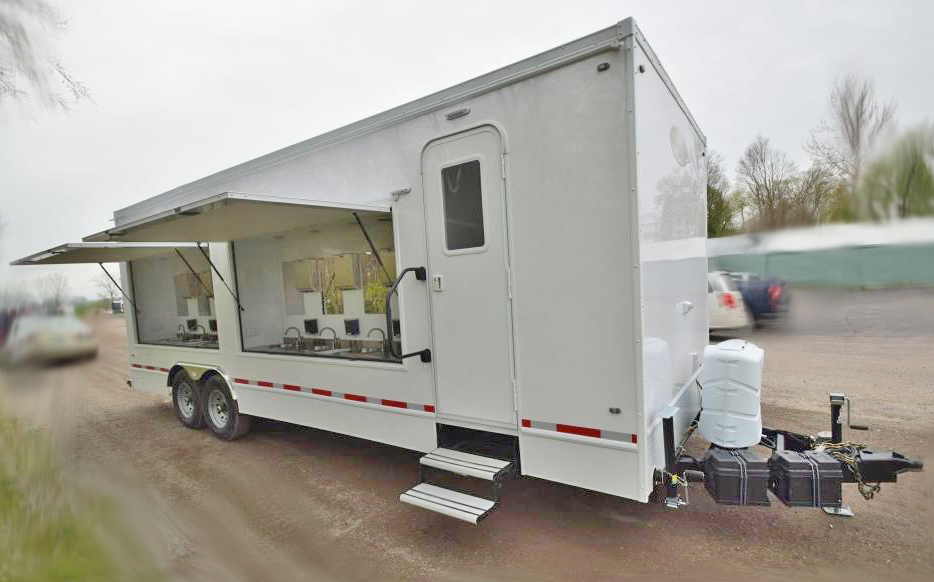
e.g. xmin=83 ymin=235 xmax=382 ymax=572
xmin=233 ymin=238 xmax=287 ymax=349
xmin=281 ymin=219 xmax=394 ymax=261
xmin=131 ymin=254 xmax=178 ymax=343
xmin=283 ymin=289 xmax=395 ymax=342
xmin=130 ymin=249 xmax=216 ymax=343
xmin=234 ymin=219 xmax=398 ymax=350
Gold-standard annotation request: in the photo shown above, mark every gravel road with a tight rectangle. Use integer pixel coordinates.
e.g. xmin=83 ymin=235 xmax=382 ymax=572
xmin=2 ymin=289 xmax=931 ymax=582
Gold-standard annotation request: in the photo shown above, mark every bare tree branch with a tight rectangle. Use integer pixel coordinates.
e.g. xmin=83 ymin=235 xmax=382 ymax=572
xmin=735 ymin=135 xmax=841 ymax=231
xmin=93 ymin=272 xmax=119 ymax=305
xmin=0 ymin=0 xmax=90 ymax=114
xmin=39 ymin=272 xmax=69 ymax=311
xmin=805 ymin=74 xmax=896 ymax=192
xmin=736 ymin=135 xmax=799 ymax=230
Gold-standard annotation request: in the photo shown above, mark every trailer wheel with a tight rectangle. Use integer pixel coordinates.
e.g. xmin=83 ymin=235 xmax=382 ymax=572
xmin=202 ymin=375 xmax=252 ymax=440
xmin=171 ymin=370 xmax=204 ymax=429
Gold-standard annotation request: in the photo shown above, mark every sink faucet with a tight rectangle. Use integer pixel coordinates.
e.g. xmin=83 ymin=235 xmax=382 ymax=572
xmin=319 ymin=327 xmax=338 ymax=343
xmin=367 ymin=328 xmax=386 ymax=341
xmin=284 ymin=326 xmax=303 ymax=349
xmin=177 ymin=324 xmax=187 ymax=337
xmin=195 ymin=324 xmax=207 ymax=336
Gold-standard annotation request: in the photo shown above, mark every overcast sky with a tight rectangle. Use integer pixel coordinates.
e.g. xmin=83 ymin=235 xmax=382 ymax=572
xmin=2 ymin=0 xmax=933 ymax=299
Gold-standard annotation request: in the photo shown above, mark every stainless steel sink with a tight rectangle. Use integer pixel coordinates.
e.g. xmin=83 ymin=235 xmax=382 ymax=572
xmin=316 ymin=347 xmax=352 ymax=355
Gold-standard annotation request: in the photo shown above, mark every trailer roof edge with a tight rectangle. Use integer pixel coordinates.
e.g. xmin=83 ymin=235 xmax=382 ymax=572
xmin=630 ymin=27 xmax=706 ymax=146
xmin=111 ymin=18 xmax=641 ymax=227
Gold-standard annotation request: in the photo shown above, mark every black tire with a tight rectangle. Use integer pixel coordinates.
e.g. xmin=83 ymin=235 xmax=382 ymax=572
xmin=172 ymin=370 xmax=204 ymax=429
xmin=202 ymin=375 xmax=252 ymax=440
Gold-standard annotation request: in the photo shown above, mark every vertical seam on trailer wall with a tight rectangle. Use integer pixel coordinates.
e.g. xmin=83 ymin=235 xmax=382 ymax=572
xmin=495 ymin=125 xmax=522 ymax=425
xmin=622 ymin=34 xmax=648 ymax=501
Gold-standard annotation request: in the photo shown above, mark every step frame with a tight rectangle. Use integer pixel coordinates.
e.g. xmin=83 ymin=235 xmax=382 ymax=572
xmin=419 ymin=448 xmax=515 ymax=483
xmin=400 ymin=483 xmax=498 ymax=525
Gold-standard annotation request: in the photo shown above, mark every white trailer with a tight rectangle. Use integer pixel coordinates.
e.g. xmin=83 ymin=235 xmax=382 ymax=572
xmin=23 ymin=19 xmax=913 ymax=524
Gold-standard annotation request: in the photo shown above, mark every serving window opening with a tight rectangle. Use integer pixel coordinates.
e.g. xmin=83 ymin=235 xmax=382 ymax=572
xmin=231 ymin=212 xmax=401 ymax=363
xmin=129 ymin=247 xmax=218 ymax=349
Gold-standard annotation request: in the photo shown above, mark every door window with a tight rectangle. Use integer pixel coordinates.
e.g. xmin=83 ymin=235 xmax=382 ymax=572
xmin=441 ymin=160 xmax=485 ymax=250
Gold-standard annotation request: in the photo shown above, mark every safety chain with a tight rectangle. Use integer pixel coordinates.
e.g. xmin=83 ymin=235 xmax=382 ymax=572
xmin=815 ymin=441 xmax=882 ymax=500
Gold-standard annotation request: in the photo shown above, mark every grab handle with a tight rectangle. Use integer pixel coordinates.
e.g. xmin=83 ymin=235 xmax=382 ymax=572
xmin=385 ymin=267 xmax=431 ymax=362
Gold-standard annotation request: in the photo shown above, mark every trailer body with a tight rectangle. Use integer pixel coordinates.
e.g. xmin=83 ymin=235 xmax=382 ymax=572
xmin=13 ymin=19 xmax=708 ymax=506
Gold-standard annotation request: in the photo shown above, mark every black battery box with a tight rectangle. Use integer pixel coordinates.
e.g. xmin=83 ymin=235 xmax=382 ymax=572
xmin=703 ymin=447 xmax=771 ymax=506
xmin=769 ymin=450 xmax=843 ymax=508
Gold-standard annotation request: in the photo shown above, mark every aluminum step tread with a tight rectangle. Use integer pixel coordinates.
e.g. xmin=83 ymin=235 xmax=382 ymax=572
xmin=400 ymin=483 xmax=497 ymax=524
xmin=420 ymin=448 xmax=513 ymax=481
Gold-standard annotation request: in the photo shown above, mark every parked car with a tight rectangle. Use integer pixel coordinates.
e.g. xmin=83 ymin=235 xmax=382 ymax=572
xmin=728 ymin=272 xmax=789 ymax=326
xmin=708 ymin=271 xmax=752 ymax=333
xmin=0 ymin=315 xmax=98 ymax=367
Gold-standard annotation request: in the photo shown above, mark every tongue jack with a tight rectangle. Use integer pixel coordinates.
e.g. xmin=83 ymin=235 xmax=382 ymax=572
xmin=829 ymin=393 xmax=869 ymax=443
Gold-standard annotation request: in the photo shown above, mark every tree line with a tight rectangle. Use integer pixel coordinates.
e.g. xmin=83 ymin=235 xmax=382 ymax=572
xmin=708 ymin=75 xmax=934 ymax=237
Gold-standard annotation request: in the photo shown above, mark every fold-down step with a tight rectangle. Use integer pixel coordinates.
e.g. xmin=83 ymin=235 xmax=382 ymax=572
xmin=401 ymin=448 xmax=516 ymax=524
xmin=400 ymin=483 xmax=497 ymax=524
xmin=419 ymin=448 xmax=514 ymax=481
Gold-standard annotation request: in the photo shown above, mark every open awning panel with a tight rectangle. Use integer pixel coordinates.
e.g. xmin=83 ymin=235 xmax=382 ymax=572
xmin=11 ymin=242 xmax=198 ymax=266
xmin=83 ymin=192 xmax=391 ymax=243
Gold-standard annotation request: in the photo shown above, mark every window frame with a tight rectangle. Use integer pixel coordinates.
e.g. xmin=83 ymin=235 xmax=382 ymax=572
xmin=127 ymin=253 xmax=219 ymax=350
xmin=438 ymin=156 xmax=490 ymax=256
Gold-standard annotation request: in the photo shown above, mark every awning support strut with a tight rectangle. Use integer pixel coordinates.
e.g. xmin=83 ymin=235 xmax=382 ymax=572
xmin=97 ymin=263 xmax=139 ymax=315
xmin=352 ymin=211 xmax=392 ymax=284
xmin=196 ymin=243 xmax=245 ymax=312
xmin=174 ymin=249 xmax=213 ymax=298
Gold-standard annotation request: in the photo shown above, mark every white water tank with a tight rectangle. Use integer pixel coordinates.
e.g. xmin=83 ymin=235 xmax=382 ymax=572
xmin=699 ymin=339 xmax=764 ymax=449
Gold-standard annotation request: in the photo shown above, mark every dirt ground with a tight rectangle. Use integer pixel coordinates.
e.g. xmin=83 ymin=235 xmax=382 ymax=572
xmin=2 ymin=289 xmax=932 ymax=582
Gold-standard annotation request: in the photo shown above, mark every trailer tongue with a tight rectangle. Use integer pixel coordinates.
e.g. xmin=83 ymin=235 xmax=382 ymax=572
xmin=656 ymin=348 xmax=923 ymax=515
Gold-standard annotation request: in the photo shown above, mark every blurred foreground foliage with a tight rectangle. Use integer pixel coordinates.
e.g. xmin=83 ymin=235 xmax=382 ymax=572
xmin=0 ymin=410 xmax=159 ymax=582
xmin=856 ymin=124 xmax=934 ymax=220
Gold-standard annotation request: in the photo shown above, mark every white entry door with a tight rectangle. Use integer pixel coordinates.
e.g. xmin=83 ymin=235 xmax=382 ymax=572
xmin=422 ymin=126 xmax=516 ymax=428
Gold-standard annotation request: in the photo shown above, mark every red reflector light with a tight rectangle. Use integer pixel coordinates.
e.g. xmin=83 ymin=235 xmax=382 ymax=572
xmin=721 ymin=293 xmax=737 ymax=309
xmin=768 ymin=284 xmax=782 ymax=308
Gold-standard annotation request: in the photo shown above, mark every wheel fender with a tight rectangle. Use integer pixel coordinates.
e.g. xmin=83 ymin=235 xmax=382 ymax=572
xmin=167 ymin=363 xmax=238 ymax=400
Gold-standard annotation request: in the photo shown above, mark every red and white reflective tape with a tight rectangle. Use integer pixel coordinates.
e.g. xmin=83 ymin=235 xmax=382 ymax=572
xmin=131 ymin=363 xmax=170 ymax=372
xmin=231 ymin=377 xmax=436 ymax=413
xmin=521 ymin=418 xmax=637 ymax=444
xmin=130 ymin=363 xmax=436 ymax=413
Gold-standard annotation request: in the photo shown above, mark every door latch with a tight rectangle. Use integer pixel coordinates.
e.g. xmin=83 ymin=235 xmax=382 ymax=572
xmin=431 ymin=275 xmax=443 ymax=292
